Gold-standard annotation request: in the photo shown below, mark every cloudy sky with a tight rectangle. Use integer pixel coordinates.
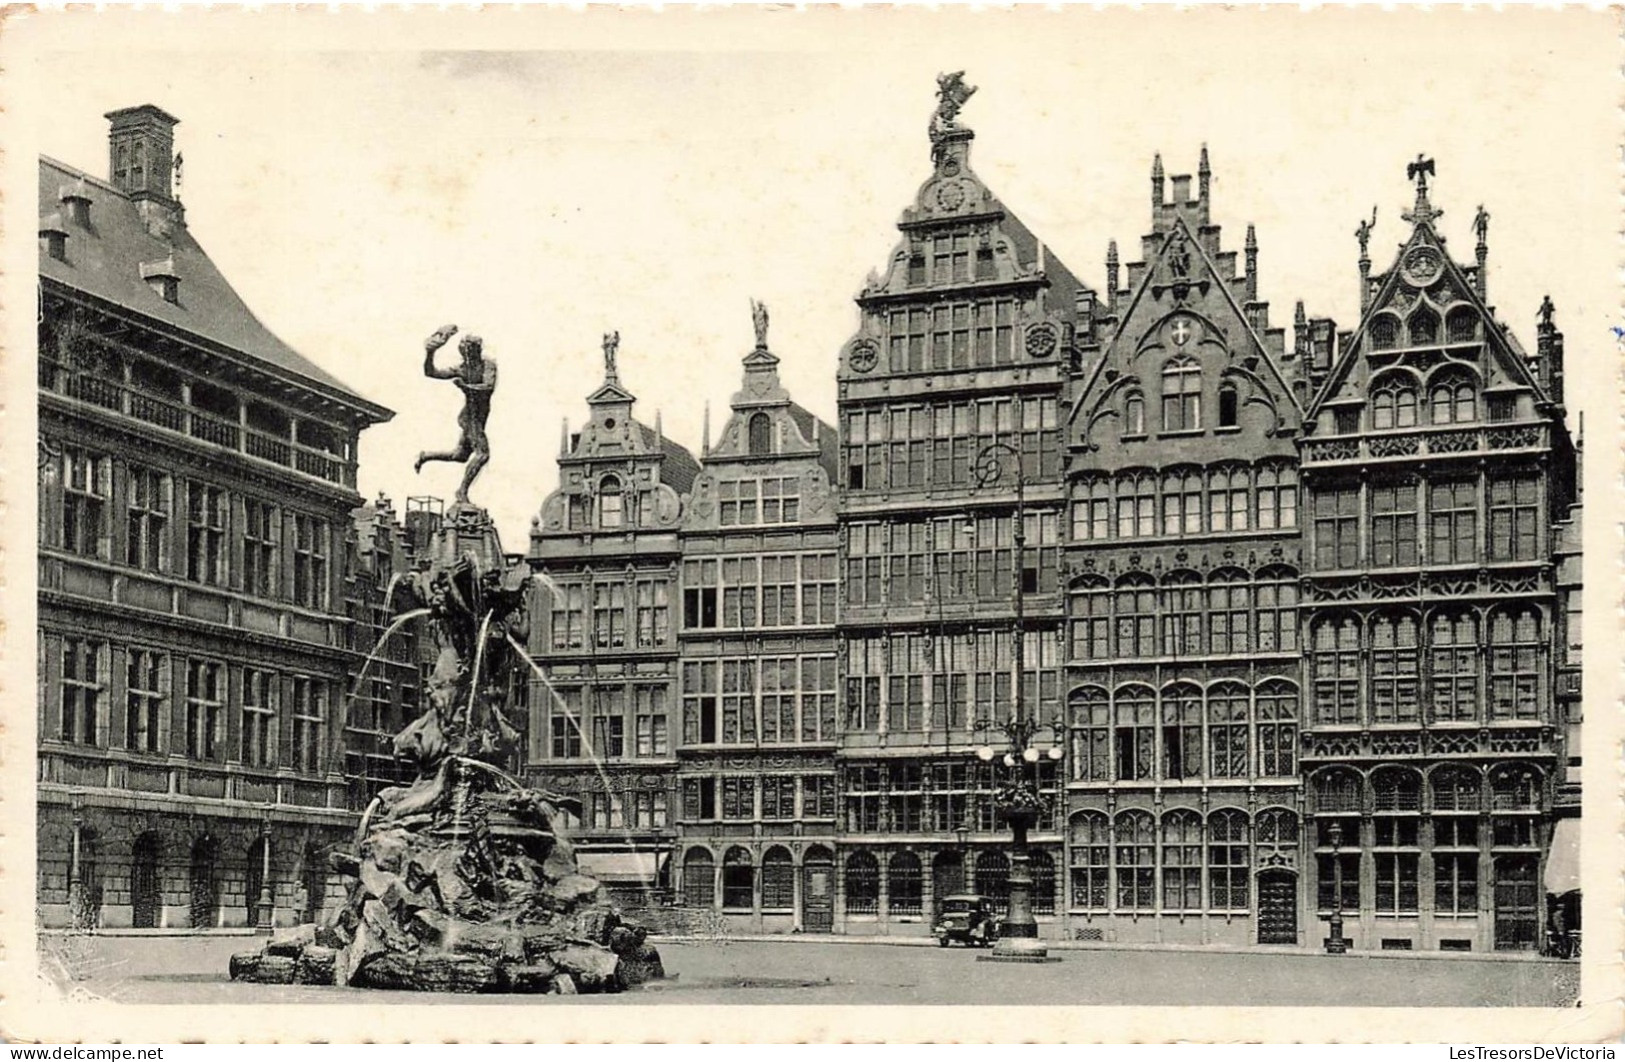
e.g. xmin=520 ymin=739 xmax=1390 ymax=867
xmin=15 ymin=9 xmax=1617 ymax=546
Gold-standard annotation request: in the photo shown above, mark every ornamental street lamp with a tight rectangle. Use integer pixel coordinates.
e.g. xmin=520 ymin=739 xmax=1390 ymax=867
xmin=971 ymin=441 xmax=1062 ymax=963
xmin=1325 ymin=819 xmax=1348 ymax=954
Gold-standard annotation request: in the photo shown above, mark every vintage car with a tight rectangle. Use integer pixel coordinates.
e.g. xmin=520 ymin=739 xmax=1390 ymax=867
xmin=932 ymin=894 xmax=1000 ymax=948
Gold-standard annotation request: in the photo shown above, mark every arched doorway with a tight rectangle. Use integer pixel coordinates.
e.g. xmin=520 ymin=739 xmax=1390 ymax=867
xmin=189 ymin=836 xmax=220 ymax=929
xmin=682 ymin=847 xmax=715 ymax=908
xmin=932 ymin=851 xmax=965 ymax=918
xmin=245 ymin=837 xmax=269 ymax=928
xmin=130 ymin=833 xmax=162 ymax=929
xmin=801 ymin=845 xmax=833 ymax=933
xmin=1256 ymin=868 xmax=1298 ymax=945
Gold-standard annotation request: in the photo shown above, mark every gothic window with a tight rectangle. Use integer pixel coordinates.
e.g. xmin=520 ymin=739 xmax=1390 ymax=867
xmin=1490 ymin=766 xmax=1542 ymax=848
xmin=1161 ymin=809 xmax=1203 ymax=911
xmin=1208 ymin=808 xmax=1250 ymax=911
xmin=598 ymin=475 xmax=625 ymax=529
xmin=1489 ymin=610 xmax=1541 ymax=721
xmin=1369 ymin=315 xmax=1399 ymax=351
xmin=1027 ymin=851 xmax=1057 ymax=916
xmin=1429 ymin=373 xmax=1478 ymax=425
xmin=1114 ymin=576 xmax=1157 ymax=658
xmin=1429 ymin=479 xmax=1479 ymax=565
xmin=1218 ymin=382 xmax=1239 ymax=429
xmin=1161 ymin=356 xmax=1201 ymax=432
xmin=1257 ymin=464 xmax=1298 ymax=530
xmin=748 ymin=412 xmax=773 ymax=456
xmin=1313 ymin=770 xmax=1364 ymax=909
xmin=1408 ymin=306 xmax=1441 ymax=346
xmin=1161 ymin=573 xmax=1204 ymax=657
xmin=1073 ymin=478 xmax=1111 ymax=541
xmin=1162 ymin=470 xmax=1203 ymax=536
xmin=1069 ymin=686 xmax=1110 ymax=783
xmin=1209 ymin=465 xmax=1250 ymax=532
xmin=1312 ymin=616 xmax=1361 ymax=725
xmin=1372 ymin=768 xmax=1422 ymax=917
xmin=1430 ymin=613 xmax=1480 ymax=723
xmin=1208 ymin=570 xmax=1250 ymax=655
xmin=1113 ymin=810 xmax=1156 ymax=911
xmin=1313 ymin=486 xmax=1360 ymax=570
xmin=1370 ymin=614 xmax=1420 ymax=723
xmin=1161 ymin=684 xmax=1203 ymax=781
xmin=1432 ymin=768 xmax=1481 ymax=916
xmin=1446 ymin=307 xmax=1478 ymax=344
xmin=1116 ymin=472 xmax=1156 ymax=539
xmin=1070 ymin=579 xmax=1111 ymax=662
xmin=1254 ymin=568 xmax=1299 ymax=653
xmin=1371 ymin=376 xmax=1419 ymax=430
xmin=1371 ymin=482 xmax=1419 ymax=568
xmin=1256 ymin=680 xmax=1298 ymax=777
xmin=1069 ymin=811 xmax=1110 ymax=909
xmin=1488 ymin=476 xmax=1539 ymax=562
xmin=1208 ymin=682 xmax=1249 ymax=779
xmin=1124 ymin=390 xmax=1146 ymax=436
xmin=1113 ymin=686 xmax=1156 ymax=781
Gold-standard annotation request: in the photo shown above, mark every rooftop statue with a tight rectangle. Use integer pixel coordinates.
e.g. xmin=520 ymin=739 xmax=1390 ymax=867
xmin=414 ymin=324 xmax=497 ymax=506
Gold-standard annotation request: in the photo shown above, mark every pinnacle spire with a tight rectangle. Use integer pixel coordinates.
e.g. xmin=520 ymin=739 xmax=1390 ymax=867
xmin=1402 ymin=155 xmax=1442 ymax=226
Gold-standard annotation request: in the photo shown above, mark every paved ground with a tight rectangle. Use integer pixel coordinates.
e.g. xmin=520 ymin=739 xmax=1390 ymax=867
xmin=39 ymin=932 xmax=1580 ymax=1008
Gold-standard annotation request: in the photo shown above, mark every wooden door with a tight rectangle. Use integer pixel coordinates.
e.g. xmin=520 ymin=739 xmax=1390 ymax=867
xmin=1256 ymin=869 xmax=1298 ymax=945
xmin=802 ymin=854 xmax=833 ymax=933
xmin=1494 ymin=855 xmax=1539 ymax=951
xmin=131 ymin=836 xmax=160 ymax=929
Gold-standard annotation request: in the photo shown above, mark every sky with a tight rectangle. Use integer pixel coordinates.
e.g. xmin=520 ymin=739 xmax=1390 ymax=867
xmin=15 ymin=9 xmax=1618 ymax=548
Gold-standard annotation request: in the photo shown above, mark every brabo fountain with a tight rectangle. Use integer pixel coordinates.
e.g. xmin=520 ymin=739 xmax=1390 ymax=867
xmin=230 ymin=326 xmax=664 ymax=994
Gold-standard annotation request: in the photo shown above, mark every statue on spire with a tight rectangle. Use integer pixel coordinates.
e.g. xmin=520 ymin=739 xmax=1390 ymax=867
xmin=929 ymin=71 xmax=977 ymax=163
xmin=1355 ymin=207 xmax=1377 ymax=258
xmin=750 ymin=298 xmax=770 ymax=350
xmin=1474 ymin=204 xmax=1491 ymax=246
xmin=1402 ymin=156 xmax=1442 ymax=226
xmin=1539 ymin=294 xmax=1556 ymax=329
xmin=602 ymin=330 xmax=620 ymax=380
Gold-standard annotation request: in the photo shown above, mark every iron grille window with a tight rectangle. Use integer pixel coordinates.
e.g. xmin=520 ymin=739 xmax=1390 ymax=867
xmin=761 ymin=849 xmax=795 ymax=910
xmin=888 ymin=853 xmax=923 ymax=916
xmin=844 ymin=853 xmax=879 ymax=915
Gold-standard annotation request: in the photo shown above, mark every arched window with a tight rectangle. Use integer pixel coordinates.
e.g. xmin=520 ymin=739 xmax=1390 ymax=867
xmin=722 ymin=846 xmax=754 ymax=910
xmin=1113 ymin=686 xmax=1155 ymax=781
xmin=1124 ymin=390 xmax=1146 ymax=436
xmin=932 ymin=850 xmax=965 ymax=904
xmin=1256 ymin=680 xmax=1298 ymax=777
xmin=1218 ymin=381 xmax=1239 ymax=428
xmin=1314 ymin=768 xmax=1363 ymax=814
xmin=761 ymin=846 xmax=794 ymax=910
xmin=1208 ymin=682 xmax=1249 ymax=778
xmin=1161 ymin=683 xmax=1203 ymax=780
xmin=1373 ymin=767 xmax=1422 ymax=812
xmin=1070 ymin=578 xmax=1111 ymax=664
xmin=1208 ymin=809 xmax=1250 ymax=911
xmin=1208 ymin=570 xmax=1251 ymax=655
xmin=1489 ymin=610 xmax=1541 ymax=720
xmin=1074 ymin=477 xmax=1112 ymax=542
xmin=1161 ymin=356 xmax=1201 ymax=432
xmin=1162 ymin=469 xmax=1203 ymax=536
xmin=887 ymin=851 xmax=923 ymax=916
xmin=1209 ymin=466 xmax=1250 ymax=531
xmin=1114 ymin=810 xmax=1156 ymax=911
xmin=844 ymin=851 xmax=879 ymax=914
xmin=1372 ymin=376 xmax=1419 ymax=429
xmin=1430 ymin=613 xmax=1479 ymax=723
xmin=975 ymin=851 xmax=1010 ymax=915
xmin=1255 ymin=567 xmax=1299 ymax=653
xmin=1257 ymin=464 xmax=1298 ymax=530
xmin=1029 ymin=851 xmax=1057 ymax=916
xmin=683 ymin=847 xmax=716 ymax=908
xmin=1161 ymin=572 xmax=1203 ymax=657
xmin=1370 ymin=614 xmax=1420 ymax=723
xmin=1409 ymin=306 xmax=1440 ymax=346
xmin=1430 ymin=374 xmax=1478 ymax=425
xmin=1069 ymin=812 xmax=1110 ymax=910
xmin=1311 ymin=616 xmax=1361 ymax=725
xmin=1115 ymin=576 xmax=1157 ymax=658
xmin=1161 ymin=809 xmax=1203 ymax=911
xmin=598 ymin=475 xmax=625 ymax=530
xmin=1369 ymin=315 xmax=1399 ymax=351
xmin=1446 ymin=307 xmax=1478 ymax=344
xmin=748 ymin=412 xmax=773 ymax=456
xmin=1069 ymin=686 xmax=1110 ymax=783
xmin=1256 ymin=807 xmax=1299 ymax=847
xmin=1116 ymin=472 xmax=1156 ymax=539
xmin=1491 ymin=765 xmax=1541 ymax=811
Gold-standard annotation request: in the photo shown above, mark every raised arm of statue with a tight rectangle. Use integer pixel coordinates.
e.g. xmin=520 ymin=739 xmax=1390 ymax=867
xmin=423 ymin=324 xmax=461 ymax=380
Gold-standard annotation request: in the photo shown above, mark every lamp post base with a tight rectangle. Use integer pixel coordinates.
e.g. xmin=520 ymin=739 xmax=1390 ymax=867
xmin=977 ymin=937 xmax=1062 ymax=964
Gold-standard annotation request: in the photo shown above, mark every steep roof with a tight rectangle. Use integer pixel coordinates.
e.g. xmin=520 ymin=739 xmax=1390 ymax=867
xmin=631 ymin=418 xmax=700 ymax=491
xmin=39 ymin=156 xmax=388 ymax=421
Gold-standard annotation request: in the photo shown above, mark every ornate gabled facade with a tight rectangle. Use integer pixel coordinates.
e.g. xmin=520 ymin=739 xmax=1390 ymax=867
xmin=1297 ymin=167 xmax=1579 ymax=952
xmin=525 ymin=335 xmax=697 ymax=900
xmin=37 ymin=105 xmax=393 ymax=930
xmin=672 ymin=311 xmax=842 ymax=931
xmin=1061 ymin=150 xmax=1314 ymax=946
xmin=828 ymin=87 xmax=1086 ymax=935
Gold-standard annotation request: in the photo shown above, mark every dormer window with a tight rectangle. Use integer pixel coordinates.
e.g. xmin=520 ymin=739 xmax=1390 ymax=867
xmin=40 ymin=216 xmax=69 ymax=262
xmin=140 ymin=257 xmax=180 ymax=304
xmin=598 ymin=475 xmax=624 ymax=529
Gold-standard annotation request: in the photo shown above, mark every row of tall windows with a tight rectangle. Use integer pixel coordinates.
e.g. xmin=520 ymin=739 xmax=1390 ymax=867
xmin=586 ymin=789 xmax=669 ymax=831
xmin=843 ymin=394 xmax=1061 ymax=490
xmin=1067 ymin=808 xmax=1299 ymax=913
xmin=841 ymin=759 xmax=1063 ymax=835
xmin=1069 ymin=569 xmax=1299 ymax=660
xmin=679 ymin=554 xmax=838 ymax=631
xmin=1073 ymin=465 xmax=1299 ymax=541
xmin=844 ymin=511 xmax=1062 ymax=605
xmin=842 ymin=849 xmax=1057 ymax=917
xmin=45 ymin=446 xmax=331 ymax=607
xmin=548 ymin=577 xmax=672 ymax=651
xmin=681 ymin=774 xmax=837 ymax=823
xmin=682 ymin=845 xmax=805 ymax=911
xmin=1068 ymin=681 xmax=1298 ymax=783
xmin=49 ymin=636 xmax=326 ymax=770
xmin=1366 ymin=305 xmax=1481 ymax=352
xmin=1310 ymin=475 xmax=1539 ymax=570
xmin=717 ymin=476 xmax=802 ymax=526
xmin=679 ymin=656 xmax=839 ymax=746
xmin=1309 ymin=610 xmax=1543 ymax=726
xmin=881 ymin=296 xmax=1022 ymax=374
xmin=1369 ymin=371 xmax=1480 ymax=429
xmin=544 ymin=685 xmax=671 ymax=759
xmin=843 ymin=628 xmax=1062 ymax=733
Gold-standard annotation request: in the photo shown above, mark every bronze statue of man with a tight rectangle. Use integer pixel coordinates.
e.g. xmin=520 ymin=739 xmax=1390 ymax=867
xmin=414 ymin=324 xmax=497 ymax=505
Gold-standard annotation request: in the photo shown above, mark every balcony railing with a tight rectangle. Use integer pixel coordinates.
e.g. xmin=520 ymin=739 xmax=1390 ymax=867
xmin=1302 ymin=424 xmax=1547 ymax=465
xmin=40 ymin=357 xmax=356 ymax=489
xmin=37 ymin=745 xmax=348 ymax=813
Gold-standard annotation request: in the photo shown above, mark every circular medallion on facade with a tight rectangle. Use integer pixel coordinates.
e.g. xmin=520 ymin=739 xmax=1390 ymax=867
xmin=849 ymin=339 xmax=879 ymax=374
xmin=1025 ymin=323 xmax=1059 ymax=359
xmin=1402 ymin=246 xmax=1443 ymax=287
xmin=941 ymin=157 xmax=962 ymax=178
xmin=936 ymin=180 xmax=967 ymax=212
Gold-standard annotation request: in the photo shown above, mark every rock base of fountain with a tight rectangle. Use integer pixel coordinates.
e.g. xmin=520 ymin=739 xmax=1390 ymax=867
xmin=231 ymin=766 xmax=664 ymax=994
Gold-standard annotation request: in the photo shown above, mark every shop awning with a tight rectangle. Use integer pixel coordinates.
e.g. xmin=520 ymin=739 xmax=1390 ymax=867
xmin=577 ymin=851 xmax=667 ymax=884
xmin=1544 ymin=818 xmax=1581 ymax=896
